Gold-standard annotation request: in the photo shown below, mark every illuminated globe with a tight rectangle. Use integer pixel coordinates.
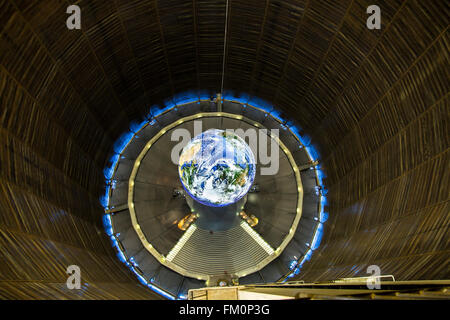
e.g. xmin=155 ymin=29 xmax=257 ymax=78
xmin=178 ymin=129 xmax=256 ymax=207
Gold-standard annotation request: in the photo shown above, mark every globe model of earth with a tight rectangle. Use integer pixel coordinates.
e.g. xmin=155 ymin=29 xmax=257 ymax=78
xmin=178 ymin=129 xmax=256 ymax=207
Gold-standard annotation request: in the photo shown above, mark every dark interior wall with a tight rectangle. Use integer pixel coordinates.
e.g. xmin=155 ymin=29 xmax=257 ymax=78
xmin=0 ymin=0 xmax=161 ymax=299
xmin=0 ymin=0 xmax=448 ymax=299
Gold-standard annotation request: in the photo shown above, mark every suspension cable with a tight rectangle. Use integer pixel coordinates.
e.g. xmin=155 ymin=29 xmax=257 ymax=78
xmin=220 ymin=0 xmax=230 ymax=98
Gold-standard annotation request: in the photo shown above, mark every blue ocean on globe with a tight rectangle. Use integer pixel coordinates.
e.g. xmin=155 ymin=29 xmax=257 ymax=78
xmin=178 ymin=129 xmax=256 ymax=207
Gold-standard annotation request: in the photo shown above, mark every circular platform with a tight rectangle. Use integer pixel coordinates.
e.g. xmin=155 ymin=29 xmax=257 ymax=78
xmin=106 ymin=99 xmax=324 ymax=297
xmin=129 ymin=113 xmax=302 ymax=280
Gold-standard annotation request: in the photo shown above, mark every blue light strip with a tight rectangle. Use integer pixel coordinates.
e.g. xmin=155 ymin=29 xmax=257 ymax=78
xmin=103 ymin=154 xmax=119 ymax=181
xmin=102 ymin=214 xmax=113 ymax=237
xmin=149 ymin=104 xmax=174 ymax=118
xmin=102 ymin=91 xmax=328 ymax=288
xmin=163 ymin=99 xmax=177 ymax=111
xmin=247 ymin=96 xmax=274 ymax=115
xmin=129 ymin=120 xmax=148 ymax=133
xmin=222 ymin=90 xmax=250 ymax=105
xmin=99 ymin=185 xmax=111 ymax=209
xmin=269 ymin=109 xmax=285 ymax=123
xmin=288 ymin=125 xmax=307 ymax=146
xmin=310 ymin=223 xmax=323 ymax=250
xmin=102 ymin=213 xmax=176 ymax=300
xmin=113 ymin=131 xmax=135 ymax=154
xmin=198 ymin=90 xmax=212 ymax=101
xmin=222 ymin=95 xmax=249 ymax=105
xmin=173 ymin=91 xmax=200 ymax=106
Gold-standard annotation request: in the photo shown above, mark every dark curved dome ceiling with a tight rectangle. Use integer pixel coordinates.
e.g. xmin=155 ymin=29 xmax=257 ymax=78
xmin=0 ymin=0 xmax=448 ymax=299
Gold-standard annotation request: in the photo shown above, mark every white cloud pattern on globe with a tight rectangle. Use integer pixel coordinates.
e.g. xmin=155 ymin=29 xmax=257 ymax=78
xmin=178 ymin=129 xmax=256 ymax=207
